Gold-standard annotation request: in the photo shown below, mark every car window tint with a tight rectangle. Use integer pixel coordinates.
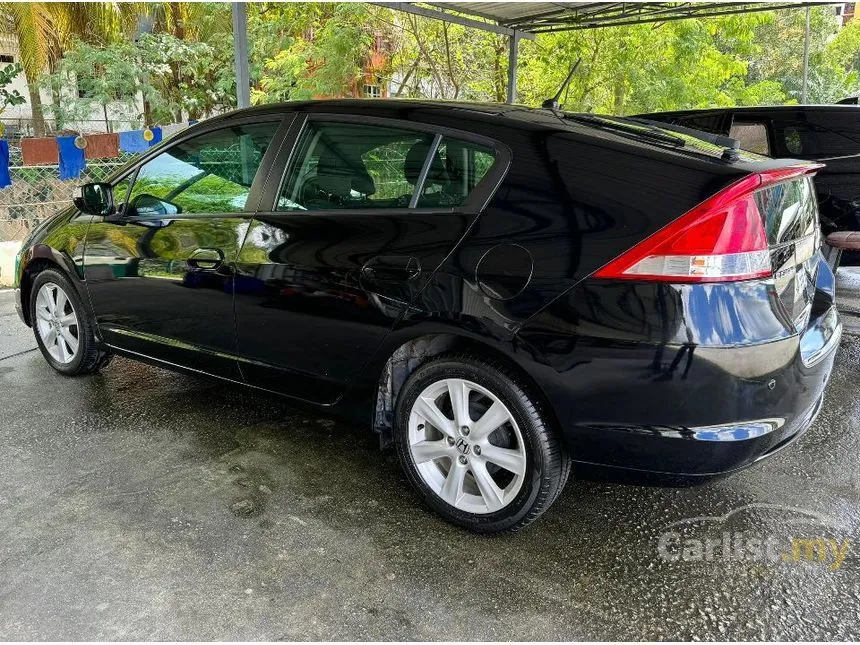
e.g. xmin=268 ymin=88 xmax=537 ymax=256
xmin=112 ymin=175 xmax=133 ymax=211
xmin=278 ymin=122 xmax=434 ymax=211
xmin=783 ymin=127 xmax=803 ymax=154
xmin=128 ymin=123 xmax=278 ymax=214
xmin=729 ymin=122 xmax=770 ymax=155
xmin=414 ymin=137 xmax=496 ymax=208
xmin=773 ymin=114 xmax=860 ymax=158
xmin=664 ymin=113 xmax=729 ymax=136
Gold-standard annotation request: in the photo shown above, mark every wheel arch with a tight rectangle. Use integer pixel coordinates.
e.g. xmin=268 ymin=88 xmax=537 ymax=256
xmin=18 ymin=245 xmax=86 ymax=327
xmin=370 ymin=329 xmax=560 ymax=449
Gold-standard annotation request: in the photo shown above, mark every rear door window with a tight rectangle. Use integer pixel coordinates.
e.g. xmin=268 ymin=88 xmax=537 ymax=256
xmin=414 ymin=138 xmax=496 ymax=208
xmin=277 ymin=120 xmax=497 ymax=211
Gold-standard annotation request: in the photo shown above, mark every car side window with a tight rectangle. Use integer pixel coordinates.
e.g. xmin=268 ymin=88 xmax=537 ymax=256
xmin=277 ymin=121 xmax=497 ymax=211
xmin=112 ymin=175 xmax=133 ymax=211
xmin=773 ymin=114 xmax=860 ymax=158
xmin=414 ymin=137 xmax=496 ymax=208
xmin=126 ymin=122 xmax=279 ymax=215
xmin=782 ymin=127 xmax=803 ymax=154
xmin=729 ymin=122 xmax=771 ymax=156
xmin=278 ymin=122 xmax=433 ymax=211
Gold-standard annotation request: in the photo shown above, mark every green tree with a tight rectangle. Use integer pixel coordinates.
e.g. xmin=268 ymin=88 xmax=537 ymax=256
xmin=746 ymin=7 xmax=847 ymax=103
xmin=0 ymin=2 xmax=138 ymax=136
xmin=0 ymin=63 xmax=26 ymax=118
xmin=1 ymin=3 xmax=54 ymax=135
xmin=824 ymin=17 xmax=860 ymax=99
xmin=384 ymin=10 xmax=508 ymax=101
xmin=137 ymin=31 xmax=235 ymax=122
xmin=44 ymin=39 xmax=143 ymax=131
xmin=251 ymin=2 xmax=377 ymax=103
xmin=516 ymin=13 xmax=794 ymax=114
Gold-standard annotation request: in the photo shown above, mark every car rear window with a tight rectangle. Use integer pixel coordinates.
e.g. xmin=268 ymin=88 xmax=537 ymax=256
xmin=729 ymin=122 xmax=771 ymax=156
xmin=659 ymin=113 xmax=729 ymax=135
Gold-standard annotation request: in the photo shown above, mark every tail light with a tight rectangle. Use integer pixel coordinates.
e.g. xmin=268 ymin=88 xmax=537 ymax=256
xmin=593 ymin=165 xmax=823 ymax=283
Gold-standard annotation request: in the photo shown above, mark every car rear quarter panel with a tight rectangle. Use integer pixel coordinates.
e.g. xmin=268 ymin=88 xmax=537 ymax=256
xmin=423 ymin=124 xmax=752 ymax=332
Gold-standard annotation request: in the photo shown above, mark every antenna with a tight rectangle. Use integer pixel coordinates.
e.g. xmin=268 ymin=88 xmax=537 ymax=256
xmin=542 ymin=57 xmax=582 ymax=111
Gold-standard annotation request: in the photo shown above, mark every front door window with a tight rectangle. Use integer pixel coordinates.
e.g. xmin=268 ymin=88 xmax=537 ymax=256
xmin=125 ymin=123 xmax=279 ymax=215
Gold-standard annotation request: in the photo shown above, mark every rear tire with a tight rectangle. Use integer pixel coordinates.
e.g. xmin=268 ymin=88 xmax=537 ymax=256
xmin=30 ymin=268 xmax=111 ymax=376
xmin=394 ymin=353 xmax=570 ymax=533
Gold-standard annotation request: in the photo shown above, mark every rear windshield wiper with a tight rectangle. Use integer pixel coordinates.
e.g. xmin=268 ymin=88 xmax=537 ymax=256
xmin=564 ymin=113 xmax=686 ymax=148
xmin=625 ymin=116 xmax=742 ymax=160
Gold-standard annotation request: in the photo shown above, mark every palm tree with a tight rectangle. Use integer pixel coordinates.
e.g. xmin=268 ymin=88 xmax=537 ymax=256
xmin=0 ymin=2 xmax=138 ymax=136
xmin=1 ymin=3 xmax=53 ymax=135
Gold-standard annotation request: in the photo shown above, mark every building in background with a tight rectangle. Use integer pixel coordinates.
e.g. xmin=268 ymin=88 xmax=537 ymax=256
xmin=837 ymin=2 xmax=856 ymax=25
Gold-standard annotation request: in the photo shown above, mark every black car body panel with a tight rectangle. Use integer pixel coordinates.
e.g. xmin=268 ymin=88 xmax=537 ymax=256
xmin=638 ymin=104 xmax=860 ymax=264
xmin=13 ymin=99 xmax=841 ymax=479
xmin=516 ymin=266 xmax=839 ymax=475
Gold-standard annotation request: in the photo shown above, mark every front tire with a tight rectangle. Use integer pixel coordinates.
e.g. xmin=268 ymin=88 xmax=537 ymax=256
xmin=30 ymin=268 xmax=110 ymax=375
xmin=394 ymin=353 xmax=570 ymax=533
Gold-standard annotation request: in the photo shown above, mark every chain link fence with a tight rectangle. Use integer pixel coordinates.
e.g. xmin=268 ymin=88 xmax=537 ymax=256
xmin=0 ymin=153 xmax=137 ymax=242
xmin=0 ymin=117 xmax=130 ymax=142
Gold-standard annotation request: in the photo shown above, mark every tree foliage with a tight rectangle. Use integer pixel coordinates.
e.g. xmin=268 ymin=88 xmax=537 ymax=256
xmin=251 ymin=2 xmax=375 ymax=103
xmin=42 ymin=7 xmax=236 ymax=129
xmin=44 ymin=39 xmax=142 ymax=131
xmin=0 ymin=1 xmax=137 ymax=134
xmin=0 ymin=63 xmax=26 ymax=116
xmin=242 ymin=4 xmax=860 ymax=113
xmin=10 ymin=1 xmax=860 ymax=136
xmin=136 ymin=31 xmax=235 ymax=122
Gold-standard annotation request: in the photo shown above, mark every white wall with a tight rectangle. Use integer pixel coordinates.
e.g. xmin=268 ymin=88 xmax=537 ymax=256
xmin=0 ymin=33 xmax=52 ymax=121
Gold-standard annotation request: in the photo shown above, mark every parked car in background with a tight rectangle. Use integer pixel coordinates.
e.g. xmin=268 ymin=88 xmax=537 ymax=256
xmin=637 ymin=105 xmax=860 ymax=265
xmin=12 ymin=101 xmax=841 ymax=532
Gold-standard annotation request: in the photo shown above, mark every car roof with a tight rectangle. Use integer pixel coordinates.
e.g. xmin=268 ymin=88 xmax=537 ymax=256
xmin=192 ymin=99 xmax=782 ymax=170
xmin=213 ymin=98 xmax=519 ymax=119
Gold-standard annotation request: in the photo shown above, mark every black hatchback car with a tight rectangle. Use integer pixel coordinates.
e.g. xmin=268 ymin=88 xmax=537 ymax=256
xmin=638 ymin=104 xmax=860 ymax=265
xmin=13 ymin=101 xmax=841 ymax=532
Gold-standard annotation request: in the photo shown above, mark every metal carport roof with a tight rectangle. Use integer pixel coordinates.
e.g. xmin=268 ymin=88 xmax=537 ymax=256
xmin=418 ymin=2 xmax=830 ymax=32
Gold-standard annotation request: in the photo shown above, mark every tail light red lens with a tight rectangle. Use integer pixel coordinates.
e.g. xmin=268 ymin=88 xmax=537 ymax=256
xmin=593 ymin=165 xmax=824 ymax=283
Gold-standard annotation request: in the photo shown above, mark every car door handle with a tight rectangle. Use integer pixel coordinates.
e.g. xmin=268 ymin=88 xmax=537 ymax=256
xmin=187 ymin=248 xmax=224 ymax=270
xmin=361 ymin=255 xmax=422 ymax=282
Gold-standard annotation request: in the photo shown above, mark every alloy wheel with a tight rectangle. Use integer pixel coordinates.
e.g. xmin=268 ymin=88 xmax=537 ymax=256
xmin=407 ymin=378 xmax=527 ymax=514
xmin=34 ymin=282 xmax=80 ymax=365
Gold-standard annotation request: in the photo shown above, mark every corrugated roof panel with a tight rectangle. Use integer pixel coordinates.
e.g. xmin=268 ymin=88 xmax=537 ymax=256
xmin=418 ymin=2 xmax=834 ymax=32
xmin=427 ymin=2 xmax=578 ymax=24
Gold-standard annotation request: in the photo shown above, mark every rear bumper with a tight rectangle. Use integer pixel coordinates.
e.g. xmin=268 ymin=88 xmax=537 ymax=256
xmin=517 ymin=275 xmax=842 ymax=477
xmin=567 ymin=377 xmax=830 ymax=477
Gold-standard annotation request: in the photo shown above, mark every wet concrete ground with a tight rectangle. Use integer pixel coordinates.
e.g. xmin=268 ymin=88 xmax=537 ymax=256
xmin=1 ymin=275 xmax=859 ymax=640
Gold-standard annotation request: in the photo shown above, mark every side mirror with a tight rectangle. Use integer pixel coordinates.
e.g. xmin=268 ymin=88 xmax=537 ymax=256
xmin=129 ymin=193 xmax=181 ymax=218
xmin=72 ymin=182 xmax=114 ymax=216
